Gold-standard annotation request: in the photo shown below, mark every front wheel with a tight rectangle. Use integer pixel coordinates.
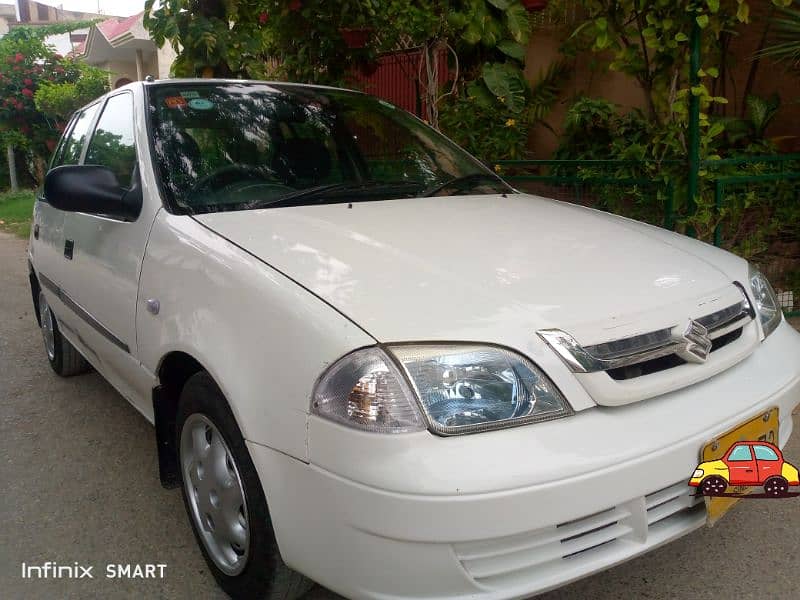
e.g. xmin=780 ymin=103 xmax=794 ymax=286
xmin=700 ymin=475 xmax=728 ymax=496
xmin=176 ymin=372 xmax=313 ymax=599
xmin=763 ymin=476 xmax=789 ymax=497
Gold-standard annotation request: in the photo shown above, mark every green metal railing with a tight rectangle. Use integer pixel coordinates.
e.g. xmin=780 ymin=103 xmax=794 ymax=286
xmin=497 ymin=159 xmax=678 ymax=229
xmin=496 ymin=157 xmax=800 ymax=317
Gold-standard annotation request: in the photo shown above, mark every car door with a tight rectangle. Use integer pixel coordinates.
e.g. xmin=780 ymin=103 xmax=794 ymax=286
xmin=726 ymin=444 xmax=760 ymax=485
xmin=60 ymin=90 xmax=154 ymax=414
xmin=32 ymin=102 xmax=102 ymax=334
xmin=753 ymin=444 xmax=782 ymax=482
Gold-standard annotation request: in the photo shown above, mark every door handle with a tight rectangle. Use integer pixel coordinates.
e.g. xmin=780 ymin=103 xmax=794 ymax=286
xmin=64 ymin=239 xmax=74 ymax=260
xmin=33 ymin=224 xmax=39 ymax=239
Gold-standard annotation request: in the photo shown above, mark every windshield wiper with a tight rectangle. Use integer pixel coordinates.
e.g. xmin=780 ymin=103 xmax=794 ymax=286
xmin=248 ymin=180 xmax=424 ymax=209
xmin=420 ymin=172 xmax=509 ymax=197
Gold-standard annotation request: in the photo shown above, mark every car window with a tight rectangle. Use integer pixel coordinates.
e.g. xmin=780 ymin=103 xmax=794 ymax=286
xmin=85 ymin=93 xmax=137 ymax=188
xmin=147 ymin=83 xmax=510 ymax=214
xmin=728 ymin=445 xmax=753 ymax=461
xmin=56 ymin=103 xmax=100 ymax=166
xmin=49 ymin=114 xmax=78 ymax=169
xmin=754 ymin=445 xmax=779 ymax=460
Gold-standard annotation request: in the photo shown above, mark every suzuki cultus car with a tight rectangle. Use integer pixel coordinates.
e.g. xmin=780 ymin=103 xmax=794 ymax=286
xmin=29 ymin=80 xmax=800 ymax=599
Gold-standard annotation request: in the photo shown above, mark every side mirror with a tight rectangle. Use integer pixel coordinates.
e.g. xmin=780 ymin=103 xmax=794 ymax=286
xmin=44 ymin=165 xmax=141 ymax=220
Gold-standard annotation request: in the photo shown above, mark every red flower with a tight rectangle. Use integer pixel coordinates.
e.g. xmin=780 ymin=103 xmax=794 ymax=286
xmin=15 ymin=101 xmax=23 ymax=110
xmin=23 ymin=78 xmax=33 ymax=86
xmin=21 ymin=88 xmax=33 ymax=97
xmin=258 ymin=12 xmax=269 ymax=24
xmin=14 ymin=52 xmax=24 ymax=63
xmin=289 ymin=0 xmax=302 ymax=10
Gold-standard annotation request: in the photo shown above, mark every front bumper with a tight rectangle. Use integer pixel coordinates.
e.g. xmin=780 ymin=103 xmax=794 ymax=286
xmin=248 ymin=321 xmax=800 ymax=599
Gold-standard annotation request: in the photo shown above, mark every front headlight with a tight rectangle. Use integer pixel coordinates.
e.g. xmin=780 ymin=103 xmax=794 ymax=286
xmin=749 ymin=265 xmax=782 ymax=339
xmin=693 ymin=468 xmax=704 ymax=478
xmin=312 ymin=344 xmax=573 ymax=435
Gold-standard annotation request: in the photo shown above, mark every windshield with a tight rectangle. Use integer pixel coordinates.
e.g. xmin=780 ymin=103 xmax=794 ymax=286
xmin=147 ymin=82 xmax=511 ymax=214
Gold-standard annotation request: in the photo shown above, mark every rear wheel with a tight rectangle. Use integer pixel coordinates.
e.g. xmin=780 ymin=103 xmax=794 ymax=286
xmin=700 ymin=475 xmax=728 ymax=496
xmin=38 ymin=291 xmax=90 ymax=377
xmin=176 ymin=372 xmax=313 ymax=599
xmin=763 ymin=476 xmax=789 ymax=497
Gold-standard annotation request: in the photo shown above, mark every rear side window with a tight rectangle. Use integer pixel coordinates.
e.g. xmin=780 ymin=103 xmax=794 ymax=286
xmin=56 ymin=103 xmax=100 ymax=166
xmin=754 ymin=445 xmax=779 ymax=460
xmin=85 ymin=93 xmax=137 ymax=188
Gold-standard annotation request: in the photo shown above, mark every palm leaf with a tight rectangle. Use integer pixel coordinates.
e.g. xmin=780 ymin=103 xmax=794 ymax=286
xmin=756 ymin=7 xmax=800 ymax=66
xmin=528 ymin=59 xmax=570 ymax=121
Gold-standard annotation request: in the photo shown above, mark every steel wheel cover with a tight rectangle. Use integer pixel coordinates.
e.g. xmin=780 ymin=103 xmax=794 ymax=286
xmin=39 ymin=291 xmax=55 ymax=361
xmin=180 ymin=413 xmax=250 ymax=575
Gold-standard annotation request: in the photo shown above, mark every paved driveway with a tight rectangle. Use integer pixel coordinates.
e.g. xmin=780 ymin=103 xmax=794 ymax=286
xmin=2 ymin=230 xmax=799 ymax=599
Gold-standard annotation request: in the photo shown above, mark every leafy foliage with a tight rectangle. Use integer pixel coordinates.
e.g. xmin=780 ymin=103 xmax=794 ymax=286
xmin=145 ymin=0 xmax=383 ymax=82
xmin=757 ymin=3 xmax=800 ymax=68
xmin=0 ymin=23 xmax=109 ymax=185
xmin=439 ymin=95 xmax=531 ymax=161
xmin=34 ymin=67 xmax=109 ymax=120
xmin=441 ymin=58 xmax=569 ymax=160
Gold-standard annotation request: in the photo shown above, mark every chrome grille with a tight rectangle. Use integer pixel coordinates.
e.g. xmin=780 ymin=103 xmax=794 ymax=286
xmin=539 ymin=292 xmax=753 ymax=381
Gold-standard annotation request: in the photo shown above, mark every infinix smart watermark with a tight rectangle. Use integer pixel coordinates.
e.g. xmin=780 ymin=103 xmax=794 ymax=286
xmin=21 ymin=562 xmax=167 ymax=579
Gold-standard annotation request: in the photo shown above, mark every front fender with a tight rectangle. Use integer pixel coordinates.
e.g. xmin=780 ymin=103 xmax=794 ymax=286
xmin=137 ymin=211 xmax=376 ymax=460
xmin=782 ymin=462 xmax=800 ymax=485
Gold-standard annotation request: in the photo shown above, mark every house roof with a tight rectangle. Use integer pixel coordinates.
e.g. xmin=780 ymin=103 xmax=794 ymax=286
xmin=97 ymin=12 xmax=143 ymax=42
xmin=74 ymin=11 xmax=155 ymax=63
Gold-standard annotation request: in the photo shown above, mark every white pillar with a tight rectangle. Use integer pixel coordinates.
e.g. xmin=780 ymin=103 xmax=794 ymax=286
xmin=135 ymin=49 xmax=144 ymax=81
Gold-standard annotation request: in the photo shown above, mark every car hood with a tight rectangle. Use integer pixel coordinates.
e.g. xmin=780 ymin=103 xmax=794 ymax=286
xmin=194 ymin=194 xmax=737 ymax=345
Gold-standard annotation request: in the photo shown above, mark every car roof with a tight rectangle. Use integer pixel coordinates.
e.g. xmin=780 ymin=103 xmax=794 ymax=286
xmin=75 ymin=78 xmax=366 ymax=115
xmin=143 ymin=77 xmax=364 ymax=95
xmin=70 ymin=77 xmax=368 ymax=118
xmin=729 ymin=440 xmax=781 ymax=450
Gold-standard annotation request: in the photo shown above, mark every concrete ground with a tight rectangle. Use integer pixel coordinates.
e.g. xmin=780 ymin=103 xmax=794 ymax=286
xmin=1 ymin=229 xmax=799 ymax=600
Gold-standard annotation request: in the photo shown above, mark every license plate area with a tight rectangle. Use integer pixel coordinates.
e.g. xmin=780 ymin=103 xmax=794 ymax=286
xmin=701 ymin=407 xmax=779 ymax=526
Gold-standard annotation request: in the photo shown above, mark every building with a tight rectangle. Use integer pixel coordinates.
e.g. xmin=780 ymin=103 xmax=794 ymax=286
xmin=74 ymin=12 xmax=176 ymax=87
xmin=7 ymin=0 xmax=106 ymax=56
xmin=0 ymin=2 xmax=175 ymax=88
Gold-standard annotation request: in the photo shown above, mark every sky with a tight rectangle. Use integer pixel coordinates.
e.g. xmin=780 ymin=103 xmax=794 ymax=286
xmin=35 ymin=0 xmax=145 ymax=17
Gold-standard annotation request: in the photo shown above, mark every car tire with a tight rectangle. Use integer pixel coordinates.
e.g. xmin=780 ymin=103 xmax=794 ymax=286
xmin=176 ymin=372 xmax=314 ymax=600
xmin=763 ymin=476 xmax=789 ymax=497
xmin=38 ymin=291 xmax=91 ymax=377
xmin=700 ymin=475 xmax=727 ymax=496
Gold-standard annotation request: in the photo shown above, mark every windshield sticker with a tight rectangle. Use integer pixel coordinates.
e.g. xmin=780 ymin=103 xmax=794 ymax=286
xmin=180 ymin=91 xmax=201 ymax=99
xmin=188 ymin=98 xmax=214 ymax=110
xmin=164 ymin=96 xmax=188 ymax=109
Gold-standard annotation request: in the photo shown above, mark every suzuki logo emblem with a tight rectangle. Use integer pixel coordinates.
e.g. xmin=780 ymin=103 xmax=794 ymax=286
xmin=676 ymin=319 xmax=712 ymax=363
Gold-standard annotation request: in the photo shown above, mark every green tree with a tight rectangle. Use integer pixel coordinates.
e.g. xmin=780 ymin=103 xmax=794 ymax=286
xmin=34 ymin=66 xmax=108 ymax=121
xmin=569 ymin=0 xmax=792 ymax=128
xmin=144 ymin=0 xmax=382 ymax=82
xmin=0 ymin=22 xmax=109 ymax=187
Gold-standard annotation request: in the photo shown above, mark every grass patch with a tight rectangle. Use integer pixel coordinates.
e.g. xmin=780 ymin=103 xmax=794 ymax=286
xmin=0 ymin=189 xmax=35 ymax=238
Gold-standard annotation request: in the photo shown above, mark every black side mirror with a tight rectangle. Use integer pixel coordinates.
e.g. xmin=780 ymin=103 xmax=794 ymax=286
xmin=44 ymin=165 xmax=142 ymax=220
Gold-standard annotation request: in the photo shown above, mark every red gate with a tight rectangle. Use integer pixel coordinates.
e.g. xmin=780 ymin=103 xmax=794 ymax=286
xmin=348 ymin=48 xmax=448 ymax=117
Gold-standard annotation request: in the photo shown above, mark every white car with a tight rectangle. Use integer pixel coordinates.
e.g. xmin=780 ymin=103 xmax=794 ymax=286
xmin=28 ymin=80 xmax=800 ymax=600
